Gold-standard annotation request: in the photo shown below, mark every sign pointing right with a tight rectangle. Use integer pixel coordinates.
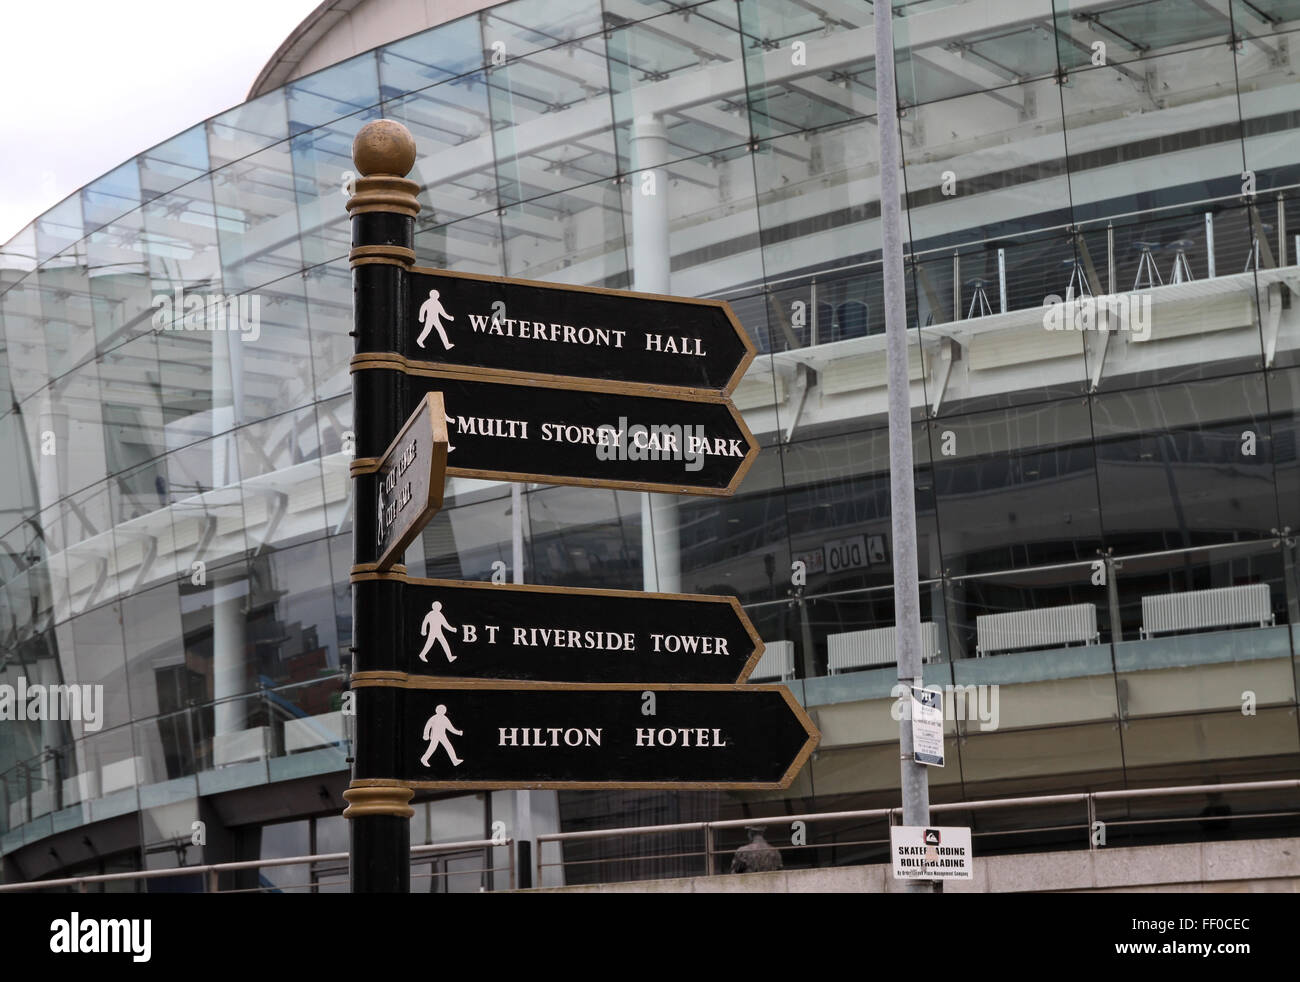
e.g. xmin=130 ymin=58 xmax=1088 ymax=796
xmin=406 ymin=266 xmax=754 ymax=395
xmin=351 ymin=680 xmax=820 ymax=790
xmin=397 ymin=577 xmax=764 ymax=684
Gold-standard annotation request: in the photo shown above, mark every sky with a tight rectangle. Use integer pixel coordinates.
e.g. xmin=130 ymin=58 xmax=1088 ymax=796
xmin=0 ymin=0 xmax=321 ymax=249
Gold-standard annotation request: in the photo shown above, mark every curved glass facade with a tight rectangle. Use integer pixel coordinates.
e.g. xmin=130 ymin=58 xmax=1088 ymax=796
xmin=3 ymin=0 xmax=1300 ymax=883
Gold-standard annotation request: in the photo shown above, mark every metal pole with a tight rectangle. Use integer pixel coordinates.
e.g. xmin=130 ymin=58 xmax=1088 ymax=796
xmin=952 ymin=250 xmax=961 ymax=321
xmin=343 ymin=120 xmax=420 ymax=893
xmin=997 ymin=248 xmax=1007 ymax=313
xmin=1278 ymin=193 xmax=1287 ymax=268
xmin=1106 ymin=222 xmax=1116 ymax=293
xmin=874 ymin=0 xmax=936 ymax=894
xmin=1205 ymin=213 xmax=1216 ymax=279
xmin=511 ymin=485 xmax=535 ymax=885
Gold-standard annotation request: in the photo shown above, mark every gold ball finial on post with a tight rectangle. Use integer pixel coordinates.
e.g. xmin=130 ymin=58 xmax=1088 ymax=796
xmin=346 ymin=119 xmax=421 ymax=221
xmin=352 ymin=119 xmax=417 ymax=178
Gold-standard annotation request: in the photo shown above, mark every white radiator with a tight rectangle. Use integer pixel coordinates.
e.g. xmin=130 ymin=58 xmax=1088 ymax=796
xmin=828 ymin=623 xmax=941 ymax=673
xmin=284 ymin=711 xmax=345 ymax=753
xmin=976 ymin=603 xmax=1099 ymax=656
xmin=750 ymin=640 xmax=796 ymax=681
xmin=1141 ymin=583 xmax=1273 ymax=638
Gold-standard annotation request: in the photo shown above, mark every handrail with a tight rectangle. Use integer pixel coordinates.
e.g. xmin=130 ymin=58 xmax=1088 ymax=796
xmin=0 ymin=837 xmax=510 ymax=893
xmin=534 ymin=779 xmax=1300 ymax=885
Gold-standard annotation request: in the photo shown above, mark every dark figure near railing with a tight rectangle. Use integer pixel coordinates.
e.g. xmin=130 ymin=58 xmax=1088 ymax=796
xmin=729 ymin=826 xmax=783 ymax=874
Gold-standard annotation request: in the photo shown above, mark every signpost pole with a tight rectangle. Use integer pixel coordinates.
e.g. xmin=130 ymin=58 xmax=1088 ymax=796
xmin=343 ymin=120 xmax=421 ymax=893
xmin=874 ymin=0 xmax=938 ymax=893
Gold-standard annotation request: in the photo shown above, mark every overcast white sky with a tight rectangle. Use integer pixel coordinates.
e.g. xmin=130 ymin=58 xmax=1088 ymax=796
xmin=0 ymin=0 xmax=321 ymax=248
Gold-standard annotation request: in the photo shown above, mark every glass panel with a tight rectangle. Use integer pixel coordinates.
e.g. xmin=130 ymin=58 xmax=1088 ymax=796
xmin=607 ymin=0 xmax=747 ymax=171
xmin=616 ymin=142 xmax=764 ymax=297
xmin=237 ymin=421 xmax=326 ymax=552
xmin=210 ymin=140 xmax=303 ymax=295
xmin=82 ymin=159 xmax=143 ymax=235
xmin=85 ymin=208 xmax=154 ymax=354
xmin=902 ymin=79 xmax=1072 ymax=249
xmin=500 ymin=179 xmax=628 ymax=284
xmin=305 ymin=260 xmax=352 ymax=403
xmin=897 ymin=0 xmax=1059 ymax=107
xmin=751 ymin=120 xmax=879 ymax=285
xmin=525 ymin=485 xmax=642 ymax=590
xmin=138 ymin=126 xmax=210 ymax=205
xmin=207 ymin=90 xmax=289 ymax=171
xmin=932 ymin=399 xmax=1102 ymax=577
xmin=1268 ymin=364 xmax=1300 ymax=533
xmin=34 ymin=197 xmax=85 ymax=266
xmin=739 ymin=0 xmax=873 ymax=143
xmin=385 ymin=74 xmax=500 ymax=224
xmin=291 ymin=106 xmax=382 ymax=270
xmin=1060 ymin=43 xmax=1243 ymax=223
xmin=480 ymin=0 xmax=605 ymax=62
xmin=1091 ymin=374 xmax=1279 ymax=550
xmin=286 ymin=54 xmax=380 ymax=134
xmin=487 ymin=32 xmax=619 ymax=208
xmin=413 ymin=211 xmax=504 ymax=275
xmin=378 ymin=18 xmax=485 ymax=97
xmin=316 ymin=394 xmax=353 ymax=538
xmin=237 ymin=275 xmax=315 ymax=421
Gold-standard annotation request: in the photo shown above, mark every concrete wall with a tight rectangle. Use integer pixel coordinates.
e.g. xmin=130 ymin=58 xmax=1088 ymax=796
xmin=528 ymin=837 xmax=1300 ymax=893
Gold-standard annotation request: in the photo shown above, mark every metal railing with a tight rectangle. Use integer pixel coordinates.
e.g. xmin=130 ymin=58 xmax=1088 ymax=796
xmin=0 ymin=837 xmax=512 ymax=894
xmin=534 ymin=779 xmax=1300 ymax=886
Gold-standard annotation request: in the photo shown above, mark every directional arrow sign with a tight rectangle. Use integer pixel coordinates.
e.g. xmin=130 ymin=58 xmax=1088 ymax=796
xmin=397 ymin=577 xmax=763 ymax=683
xmin=406 ymin=266 xmax=754 ymax=394
xmin=370 ymin=393 xmax=448 ymax=571
xmin=352 ymin=680 xmax=819 ymax=790
xmin=355 ymin=360 xmax=759 ymax=495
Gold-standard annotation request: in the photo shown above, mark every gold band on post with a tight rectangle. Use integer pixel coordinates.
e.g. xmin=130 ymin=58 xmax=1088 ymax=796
xmin=343 ymin=784 xmax=415 ymax=819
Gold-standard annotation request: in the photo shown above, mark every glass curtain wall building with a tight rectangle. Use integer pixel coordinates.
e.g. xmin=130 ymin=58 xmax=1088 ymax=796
xmin=2 ymin=0 xmax=1300 ymax=887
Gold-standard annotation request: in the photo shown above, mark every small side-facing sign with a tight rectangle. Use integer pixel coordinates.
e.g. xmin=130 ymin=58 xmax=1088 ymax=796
xmin=911 ymin=686 xmax=944 ymax=767
xmin=398 ymin=577 xmax=764 ymax=683
xmin=890 ymin=825 xmax=972 ymax=880
xmin=350 ymin=679 xmax=820 ymax=790
xmin=375 ymin=393 xmax=448 ymax=570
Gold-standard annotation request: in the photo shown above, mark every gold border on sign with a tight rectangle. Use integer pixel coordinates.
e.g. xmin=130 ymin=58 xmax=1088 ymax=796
xmin=347 ymin=570 xmax=764 ymax=683
xmin=404 ymin=264 xmax=756 ymax=396
xmin=347 ymin=357 xmax=760 ymax=498
xmin=347 ymin=680 xmax=820 ymax=792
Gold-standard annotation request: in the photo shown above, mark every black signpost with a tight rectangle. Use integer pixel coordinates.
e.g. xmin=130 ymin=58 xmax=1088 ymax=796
xmin=404 ymin=266 xmax=754 ymax=393
xmin=345 ymin=120 xmax=818 ymax=894
xmin=350 ymin=681 xmax=818 ymax=790
xmin=398 ymin=577 xmax=764 ymax=683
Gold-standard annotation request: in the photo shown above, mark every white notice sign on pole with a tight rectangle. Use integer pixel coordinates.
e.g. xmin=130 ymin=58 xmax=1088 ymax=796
xmin=890 ymin=825 xmax=973 ymax=880
xmin=911 ymin=686 xmax=944 ymax=766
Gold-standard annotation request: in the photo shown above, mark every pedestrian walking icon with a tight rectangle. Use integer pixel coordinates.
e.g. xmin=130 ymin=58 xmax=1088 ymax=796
xmin=417 ymin=289 xmax=455 ymax=350
xmin=417 ymin=600 xmax=458 ymax=663
xmin=420 ymin=705 xmax=464 ymax=767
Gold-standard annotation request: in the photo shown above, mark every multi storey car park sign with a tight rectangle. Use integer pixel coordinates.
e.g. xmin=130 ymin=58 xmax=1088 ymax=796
xmin=344 ymin=118 xmax=818 ymax=892
xmin=406 ymin=266 xmax=755 ymax=394
xmin=349 ymin=680 xmax=819 ymax=790
xmin=398 ymin=577 xmax=764 ymax=684
xmin=352 ymin=356 xmax=760 ymax=496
